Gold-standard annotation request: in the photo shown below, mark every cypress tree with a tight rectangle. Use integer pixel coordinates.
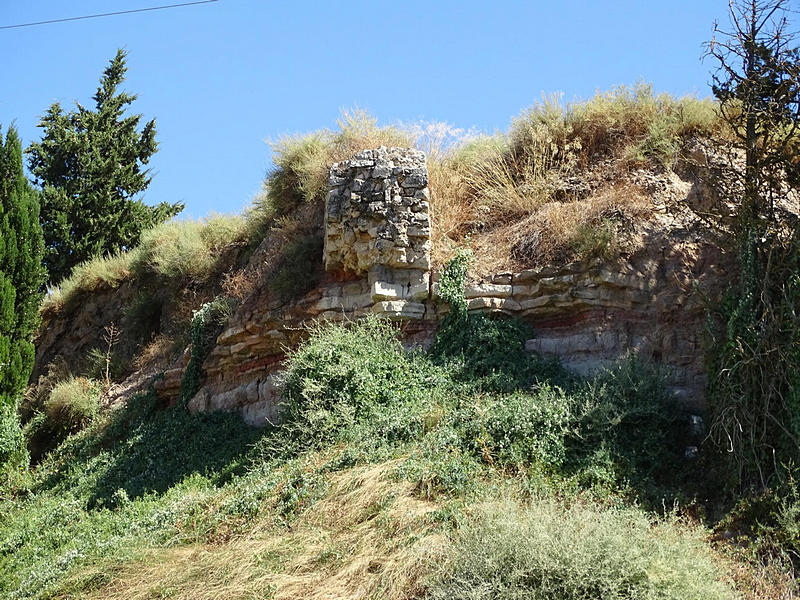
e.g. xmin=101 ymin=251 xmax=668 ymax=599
xmin=26 ymin=49 xmax=183 ymax=285
xmin=0 ymin=125 xmax=45 ymax=465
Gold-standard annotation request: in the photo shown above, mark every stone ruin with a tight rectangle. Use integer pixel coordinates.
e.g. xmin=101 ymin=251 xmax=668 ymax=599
xmin=324 ymin=147 xmax=432 ymax=319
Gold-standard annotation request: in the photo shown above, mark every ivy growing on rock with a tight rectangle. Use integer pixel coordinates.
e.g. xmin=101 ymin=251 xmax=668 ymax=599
xmin=179 ymin=298 xmax=231 ymax=406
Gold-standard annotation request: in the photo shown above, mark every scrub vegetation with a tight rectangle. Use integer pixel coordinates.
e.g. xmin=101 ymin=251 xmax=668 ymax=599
xmin=7 ymin=5 xmax=800 ymax=591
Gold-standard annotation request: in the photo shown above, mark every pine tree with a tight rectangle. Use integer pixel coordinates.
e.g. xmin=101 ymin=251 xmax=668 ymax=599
xmin=26 ymin=49 xmax=184 ymax=285
xmin=0 ymin=125 xmax=45 ymax=466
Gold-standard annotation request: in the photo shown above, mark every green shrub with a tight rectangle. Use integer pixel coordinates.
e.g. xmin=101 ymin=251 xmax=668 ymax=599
xmin=568 ymin=359 xmax=685 ymax=497
xmin=429 ymin=499 xmax=736 ymax=600
xmin=132 ymin=214 xmax=247 ymax=282
xmin=455 ymin=387 xmax=572 ymax=469
xmin=179 ymin=298 xmax=231 ymax=405
xmin=0 ymin=402 xmax=28 ymax=483
xmin=721 ymin=472 xmax=800 ymax=569
xmin=570 ymin=218 xmax=617 ymax=260
xmin=44 ymin=377 xmax=100 ymax=434
xmin=432 ymin=249 xmax=563 ymax=390
xmin=281 ymin=316 xmax=433 ymax=447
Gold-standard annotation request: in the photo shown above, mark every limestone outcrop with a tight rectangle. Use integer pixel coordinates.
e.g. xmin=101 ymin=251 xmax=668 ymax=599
xmin=34 ymin=146 xmax=725 ymax=426
xmin=157 ymin=148 xmax=719 ymax=424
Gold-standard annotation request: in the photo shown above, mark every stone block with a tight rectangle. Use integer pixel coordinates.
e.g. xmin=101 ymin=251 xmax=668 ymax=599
xmin=464 ymin=283 xmax=513 ymax=299
xmin=372 ymin=300 xmax=425 ymax=319
xmin=371 ymin=280 xmax=406 ymax=301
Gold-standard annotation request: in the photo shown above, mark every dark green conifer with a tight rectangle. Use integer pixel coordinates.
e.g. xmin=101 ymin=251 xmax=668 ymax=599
xmin=0 ymin=125 xmax=45 ymax=465
xmin=26 ymin=49 xmax=183 ymax=285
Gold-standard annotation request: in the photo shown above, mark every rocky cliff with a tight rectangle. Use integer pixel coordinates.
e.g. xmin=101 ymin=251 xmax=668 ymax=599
xmin=155 ymin=148 xmax=723 ymax=425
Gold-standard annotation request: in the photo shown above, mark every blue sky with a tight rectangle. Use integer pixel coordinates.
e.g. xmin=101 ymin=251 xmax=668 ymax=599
xmin=1 ymin=0 xmax=728 ymax=219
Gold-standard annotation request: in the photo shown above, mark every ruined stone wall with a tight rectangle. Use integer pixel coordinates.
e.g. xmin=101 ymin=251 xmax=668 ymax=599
xmin=148 ymin=147 xmax=720 ymax=425
xmin=325 ymin=147 xmax=432 ymax=319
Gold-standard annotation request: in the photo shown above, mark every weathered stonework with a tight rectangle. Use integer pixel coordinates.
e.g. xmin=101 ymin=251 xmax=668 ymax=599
xmin=325 ymin=147 xmax=432 ymax=320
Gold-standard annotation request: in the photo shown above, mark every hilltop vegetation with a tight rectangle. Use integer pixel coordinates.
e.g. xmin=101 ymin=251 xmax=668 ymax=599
xmin=0 ymin=307 xmax=755 ymax=599
xmin=43 ymin=84 xmax=721 ymax=317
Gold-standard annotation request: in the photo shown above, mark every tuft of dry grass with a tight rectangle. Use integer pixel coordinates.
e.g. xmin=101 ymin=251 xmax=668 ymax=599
xmin=44 ymin=376 xmax=100 ymax=433
xmin=423 ymin=85 xmax=719 ymax=270
xmin=262 ymin=109 xmax=413 ymax=220
xmin=41 ymin=214 xmax=250 ymax=316
xmin=132 ymin=334 xmax=176 ymax=372
xmin=75 ymin=462 xmax=445 ymax=600
xmin=465 ymin=184 xmax=652 ymax=275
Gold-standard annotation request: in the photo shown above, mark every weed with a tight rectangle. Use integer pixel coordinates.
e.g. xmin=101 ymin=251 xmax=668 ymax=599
xmin=429 ymin=499 xmax=736 ymax=600
xmin=179 ymin=298 xmax=231 ymax=405
xmin=44 ymin=377 xmax=100 ymax=434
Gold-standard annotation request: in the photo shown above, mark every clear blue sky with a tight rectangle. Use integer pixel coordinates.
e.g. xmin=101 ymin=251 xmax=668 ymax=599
xmin=1 ymin=0 xmax=729 ymax=219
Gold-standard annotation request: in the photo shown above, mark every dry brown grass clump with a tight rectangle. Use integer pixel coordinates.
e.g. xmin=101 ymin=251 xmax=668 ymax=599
xmin=131 ymin=334 xmax=176 ymax=372
xmin=77 ymin=462 xmax=445 ymax=600
xmin=261 ymin=110 xmax=413 ymax=220
xmin=41 ymin=214 xmax=251 ymax=317
xmin=423 ymin=86 xmax=720 ymax=271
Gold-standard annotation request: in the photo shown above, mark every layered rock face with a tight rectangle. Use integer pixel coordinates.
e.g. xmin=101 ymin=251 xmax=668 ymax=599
xmin=155 ymin=147 xmax=720 ymax=425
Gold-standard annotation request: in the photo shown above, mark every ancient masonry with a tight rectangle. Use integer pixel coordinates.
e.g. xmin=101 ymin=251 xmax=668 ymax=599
xmin=324 ymin=147 xmax=431 ymax=319
xmin=148 ymin=146 xmax=713 ymax=425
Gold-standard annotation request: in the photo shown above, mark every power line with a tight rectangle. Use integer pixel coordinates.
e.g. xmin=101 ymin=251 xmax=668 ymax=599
xmin=0 ymin=1 xmax=219 ymax=30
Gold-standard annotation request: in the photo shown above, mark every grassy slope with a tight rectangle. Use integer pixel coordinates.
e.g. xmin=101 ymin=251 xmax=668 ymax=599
xmin=2 ymin=314 xmax=785 ymax=599
xmin=8 ymin=89 xmax=798 ymax=598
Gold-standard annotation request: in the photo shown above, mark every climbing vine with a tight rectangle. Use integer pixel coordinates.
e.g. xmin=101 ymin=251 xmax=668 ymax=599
xmin=179 ymin=298 xmax=231 ymax=406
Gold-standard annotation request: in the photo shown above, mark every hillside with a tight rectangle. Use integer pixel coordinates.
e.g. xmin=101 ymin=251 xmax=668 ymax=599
xmin=2 ymin=88 xmax=799 ymax=599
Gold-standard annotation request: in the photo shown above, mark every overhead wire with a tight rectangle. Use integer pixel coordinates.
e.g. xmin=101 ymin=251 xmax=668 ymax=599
xmin=0 ymin=1 xmax=219 ymax=30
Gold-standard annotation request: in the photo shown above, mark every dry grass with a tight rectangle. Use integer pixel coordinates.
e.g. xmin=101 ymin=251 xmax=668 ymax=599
xmin=75 ymin=462 xmax=445 ymax=600
xmin=263 ymin=109 xmax=413 ymax=219
xmin=722 ymin=554 xmax=798 ymax=600
xmin=44 ymin=376 xmax=99 ymax=432
xmin=131 ymin=334 xmax=176 ymax=372
xmin=465 ymin=183 xmax=652 ymax=275
xmin=39 ymin=91 xmax=722 ymax=316
xmin=41 ymin=214 xmax=250 ymax=317
xmin=423 ymin=86 xmax=719 ymax=270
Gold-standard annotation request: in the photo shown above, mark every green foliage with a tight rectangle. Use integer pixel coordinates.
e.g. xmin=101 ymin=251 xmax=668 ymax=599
xmin=721 ymin=471 xmax=800 ymax=569
xmin=44 ymin=377 xmax=100 ymax=434
xmin=26 ymin=49 xmax=183 ymax=285
xmin=0 ymin=125 xmax=45 ymax=476
xmin=443 ymin=386 xmax=573 ymax=470
xmin=280 ymin=316 xmax=434 ymax=448
xmin=0 ymin=125 xmax=46 ymax=402
xmin=428 ymin=499 xmax=735 ymax=600
xmin=179 ymin=298 xmax=231 ymax=405
xmin=568 ymin=360 xmax=685 ymax=495
xmin=436 ymin=247 xmax=472 ymax=316
xmin=0 ymin=401 xmax=28 ymax=478
xmin=570 ymin=218 xmax=617 ymax=260
xmin=0 ymin=308 xmax=720 ymax=598
xmin=432 ymin=250 xmax=557 ymax=390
